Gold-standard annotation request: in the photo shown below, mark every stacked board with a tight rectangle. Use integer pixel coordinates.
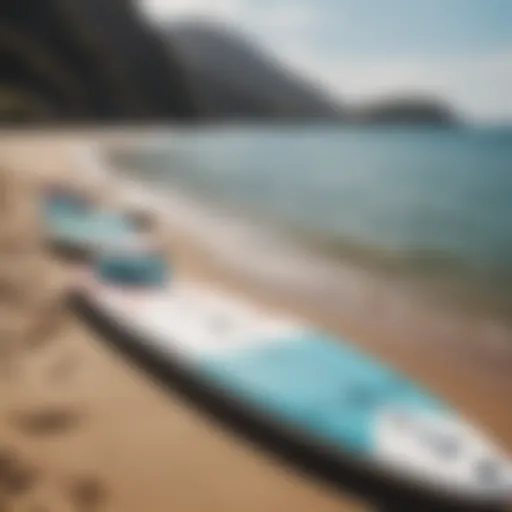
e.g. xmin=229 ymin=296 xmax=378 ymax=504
xmin=42 ymin=190 xmax=142 ymax=256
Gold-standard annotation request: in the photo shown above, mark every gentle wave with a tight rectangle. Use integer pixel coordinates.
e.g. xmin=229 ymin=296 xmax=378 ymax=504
xmin=104 ymin=125 xmax=512 ymax=326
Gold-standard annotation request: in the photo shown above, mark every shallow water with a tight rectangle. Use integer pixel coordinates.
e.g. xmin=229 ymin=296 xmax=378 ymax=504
xmin=107 ymin=124 xmax=512 ymax=317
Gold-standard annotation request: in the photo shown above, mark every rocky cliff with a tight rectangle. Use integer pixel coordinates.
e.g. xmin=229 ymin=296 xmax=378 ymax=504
xmin=163 ymin=21 xmax=342 ymax=120
xmin=0 ymin=0 xmax=198 ymax=123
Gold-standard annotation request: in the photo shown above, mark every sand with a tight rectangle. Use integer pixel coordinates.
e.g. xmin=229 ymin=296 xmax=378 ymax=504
xmin=0 ymin=130 xmax=511 ymax=512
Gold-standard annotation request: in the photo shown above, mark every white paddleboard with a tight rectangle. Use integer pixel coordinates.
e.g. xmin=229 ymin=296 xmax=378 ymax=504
xmin=74 ymin=248 xmax=512 ymax=510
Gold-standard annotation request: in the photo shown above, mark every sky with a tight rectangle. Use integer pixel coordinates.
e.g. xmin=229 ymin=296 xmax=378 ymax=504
xmin=141 ymin=0 xmax=512 ymax=122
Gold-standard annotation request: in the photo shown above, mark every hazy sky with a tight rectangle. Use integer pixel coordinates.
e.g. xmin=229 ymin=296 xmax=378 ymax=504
xmin=142 ymin=0 xmax=512 ymax=122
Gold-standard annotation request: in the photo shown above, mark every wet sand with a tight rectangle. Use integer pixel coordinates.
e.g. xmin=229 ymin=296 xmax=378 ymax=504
xmin=0 ymin=130 xmax=511 ymax=511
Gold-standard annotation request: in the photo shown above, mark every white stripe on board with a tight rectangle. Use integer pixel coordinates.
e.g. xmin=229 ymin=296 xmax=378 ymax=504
xmin=89 ymin=278 xmax=304 ymax=359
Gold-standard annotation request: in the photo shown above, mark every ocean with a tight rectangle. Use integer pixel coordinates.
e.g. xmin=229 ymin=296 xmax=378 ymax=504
xmin=106 ymin=124 xmax=512 ymax=322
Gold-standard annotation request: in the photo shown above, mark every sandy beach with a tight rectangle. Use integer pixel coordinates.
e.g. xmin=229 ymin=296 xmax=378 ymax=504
xmin=0 ymin=130 xmax=511 ymax=511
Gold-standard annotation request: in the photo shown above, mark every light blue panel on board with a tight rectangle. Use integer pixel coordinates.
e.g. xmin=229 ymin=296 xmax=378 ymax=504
xmin=47 ymin=210 xmax=136 ymax=246
xmin=198 ymin=332 xmax=449 ymax=454
xmin=96 ymin=251 xmax=170 ymax=287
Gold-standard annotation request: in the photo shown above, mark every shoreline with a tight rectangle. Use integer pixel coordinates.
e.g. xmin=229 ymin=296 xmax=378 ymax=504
xmin=102 ymin=138 xmax=512 ymax=313
xmin=93 ymin=142 xmax=512 ymax=375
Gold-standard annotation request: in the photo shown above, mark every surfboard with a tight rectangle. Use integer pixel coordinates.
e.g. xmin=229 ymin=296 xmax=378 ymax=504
xmin=42 ymin=188 xmax=144 ymax=258
xmin=71 ymin=246 xmax=512 ymax=511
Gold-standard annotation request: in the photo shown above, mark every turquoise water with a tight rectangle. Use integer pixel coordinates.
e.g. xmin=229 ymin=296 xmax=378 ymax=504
xmin=109 ymin=125 xmax=512 ymax=310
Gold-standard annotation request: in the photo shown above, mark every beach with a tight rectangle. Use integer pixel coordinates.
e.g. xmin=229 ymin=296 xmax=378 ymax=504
xmin=0 ymin=130 xmax=511 ymax=511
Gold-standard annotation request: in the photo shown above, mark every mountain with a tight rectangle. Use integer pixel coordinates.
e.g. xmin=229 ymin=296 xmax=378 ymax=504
xmin=162 ymin=20 xmax=343 ymax=120
xmin=0 ymin=0 xmax=198 ymax=123
xmin=162 ymin=21 xmax=458 ymax=125
xmin=0 ymin=3 xmax=458 ymax=126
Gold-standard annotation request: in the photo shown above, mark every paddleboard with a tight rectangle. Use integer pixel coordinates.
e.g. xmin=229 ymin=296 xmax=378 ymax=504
xmin=42 ymin=189 xmax=144 ymax=258
xmin=72 ymin=246 xmax=512 ymax=511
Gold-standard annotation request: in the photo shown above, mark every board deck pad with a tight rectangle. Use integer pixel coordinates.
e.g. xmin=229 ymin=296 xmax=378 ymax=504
xmin=82 ymin=275 xmax=512 ymax=503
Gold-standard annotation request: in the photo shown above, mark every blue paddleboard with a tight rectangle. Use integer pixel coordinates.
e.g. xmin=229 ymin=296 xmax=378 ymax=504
xmin=42 ymin=190 xmax=142 ymax=255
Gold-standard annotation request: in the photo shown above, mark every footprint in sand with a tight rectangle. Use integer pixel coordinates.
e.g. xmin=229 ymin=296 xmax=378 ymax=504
xmin=9 ymin=406 xmax=86 ymax=437
xmin=0 ymin=448 xmax=39 ymax=497
xmin=68 ymin=476 xmax=108 ymax=512
xmin=0 ymin=449 xmax=108 ymax=511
